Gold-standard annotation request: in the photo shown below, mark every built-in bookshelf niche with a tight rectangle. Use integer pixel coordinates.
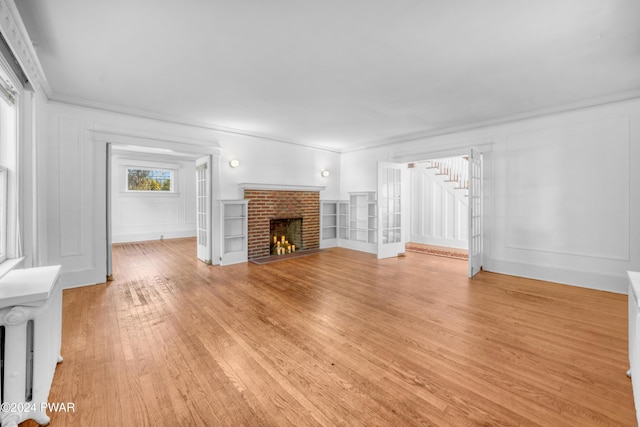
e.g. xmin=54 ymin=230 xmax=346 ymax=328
xmin=220 ymin=200 xmax=249 ymax=266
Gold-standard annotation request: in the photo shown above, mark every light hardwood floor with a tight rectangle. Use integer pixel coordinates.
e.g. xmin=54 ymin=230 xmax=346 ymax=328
xmin=22 ymin=238 xmax=634 ymax=426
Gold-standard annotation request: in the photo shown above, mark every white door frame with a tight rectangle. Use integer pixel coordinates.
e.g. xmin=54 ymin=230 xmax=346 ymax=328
xmin=392 ymin=142 xmax=491 ymax=277
xmin=95 ymin=129 xmax=222 ymax=279
xmin=106 ymin=143 xmax=113 ymax=280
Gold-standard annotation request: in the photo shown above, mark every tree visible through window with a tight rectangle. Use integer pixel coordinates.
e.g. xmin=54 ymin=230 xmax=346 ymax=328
xmin=127 ymin=168 xmax=173 ymax=191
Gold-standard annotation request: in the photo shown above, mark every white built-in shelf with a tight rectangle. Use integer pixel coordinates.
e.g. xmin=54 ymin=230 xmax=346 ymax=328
xmin=220 ymin=200 xmax=249 ymax=265
xmin=224 ymin=234 xmax=246 ymax=239
xmin=321 ymin=192 xmax=377 ymax=254
xmin=320 ymin=200 xmax=339 ymax=248
xmin=348 ymin=192 xmax=377 ymax=244
xmin=338 ymin=202 xmax=349 ymax=240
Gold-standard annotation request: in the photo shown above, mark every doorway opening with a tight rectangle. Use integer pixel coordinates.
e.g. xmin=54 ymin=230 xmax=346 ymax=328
xmin=402 ymin=148 xmax=484 ymax=278
xmin=407 ymin=155 xmax=470 ymax=258
xmin=105 ymin=142 xmax=217 ymax=280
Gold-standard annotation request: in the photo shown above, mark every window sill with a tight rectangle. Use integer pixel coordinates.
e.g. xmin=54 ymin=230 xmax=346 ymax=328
xmin=0 ymin=257 xmax=25 ymax=280
xmin=120 ymin=191 xmax=180 ymax=197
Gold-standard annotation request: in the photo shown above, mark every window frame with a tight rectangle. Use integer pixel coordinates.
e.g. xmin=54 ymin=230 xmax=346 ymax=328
xmin=0 ymin=166 xmax=6 ymax=263
xmin=124 ymin=166 xmax=176 ymax=193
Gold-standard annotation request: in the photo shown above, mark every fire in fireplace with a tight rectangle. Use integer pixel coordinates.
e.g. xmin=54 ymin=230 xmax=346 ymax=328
xmin=269 ymin=218 xmax=302 ymax=255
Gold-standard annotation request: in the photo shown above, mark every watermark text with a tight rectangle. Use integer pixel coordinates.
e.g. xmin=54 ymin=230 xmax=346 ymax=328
xmin=0 ymin=401 xmax=76 ymax=413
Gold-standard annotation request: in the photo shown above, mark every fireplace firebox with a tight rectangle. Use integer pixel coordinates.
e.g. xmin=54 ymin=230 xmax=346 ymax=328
xmin=269 ymin=218 xmax=302 ymax=255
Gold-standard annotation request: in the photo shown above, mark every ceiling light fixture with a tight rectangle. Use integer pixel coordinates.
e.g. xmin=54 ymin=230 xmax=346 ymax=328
xmin=321 ymin=170 xmax=330 ymax=177
xmin=229 ymin=159 xmax=240 ymax=168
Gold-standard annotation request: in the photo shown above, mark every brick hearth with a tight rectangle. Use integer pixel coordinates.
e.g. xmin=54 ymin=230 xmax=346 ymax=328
xmin=244 ymin=189 xmax=320 ymax=259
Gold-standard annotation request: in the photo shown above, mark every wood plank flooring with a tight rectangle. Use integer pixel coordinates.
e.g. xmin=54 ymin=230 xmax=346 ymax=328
xmin=22 ymin=238 xmax=635 ymax=426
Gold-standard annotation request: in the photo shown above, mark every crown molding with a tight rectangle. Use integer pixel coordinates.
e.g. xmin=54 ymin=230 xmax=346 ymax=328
xmin=343 ymin=89 xmax=640 ymax=153
xmin=55 ymin=87 xmax=640 ymax=156
xmin=49 ymin=93 xmax=342 ymax=154
xmin=0 ymin=0 xmax=51 ymax=96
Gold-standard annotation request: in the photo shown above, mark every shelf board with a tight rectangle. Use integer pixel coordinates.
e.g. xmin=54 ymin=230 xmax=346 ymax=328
xmin=224 ymin=234 xmax=246 ymax=240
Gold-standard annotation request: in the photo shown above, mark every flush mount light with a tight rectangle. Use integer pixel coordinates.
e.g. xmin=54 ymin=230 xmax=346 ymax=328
xmin=229 ymin=159 xmax=240 ymax=168
xmin=321 ymin=170 xmax=330 ymax=177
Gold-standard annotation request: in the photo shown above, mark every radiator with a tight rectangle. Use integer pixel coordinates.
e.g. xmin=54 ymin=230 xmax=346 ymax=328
xmin=0 ymin=265 xmax=62 ymax=427
xmin=628 ymin=271 xmax=640 ymax=425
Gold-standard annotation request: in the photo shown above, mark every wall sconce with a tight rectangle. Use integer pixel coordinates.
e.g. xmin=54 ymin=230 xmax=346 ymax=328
xmin=321 ymin=170 xmax=330 ymax=177
xmin=229 ymin=159 xmax=240 ymax=168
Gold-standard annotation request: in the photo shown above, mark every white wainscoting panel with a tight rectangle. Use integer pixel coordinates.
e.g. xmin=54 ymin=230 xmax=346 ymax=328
xmin=58 ymin=117 xmax=82 ymax=257
xmin=119 ymin=201 xmax=179 ymax=226
xmin=505 ymin=115 xmax=630 ymax=261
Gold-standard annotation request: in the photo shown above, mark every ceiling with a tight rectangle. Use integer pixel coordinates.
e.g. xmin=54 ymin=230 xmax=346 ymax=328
xmin=15 ymin=0 xmax=640 ymax=152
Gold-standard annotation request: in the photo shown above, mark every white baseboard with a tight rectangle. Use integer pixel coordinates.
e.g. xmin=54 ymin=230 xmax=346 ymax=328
xmin=59 ymin=268 xmax=107 ymax=290
xmin=485 ymin=258 xmax=628 ymax=294
xmin=338 ymin=239 xmax=377 ymax=254
xmin=112 ymin=230 xmax=196 ymax=244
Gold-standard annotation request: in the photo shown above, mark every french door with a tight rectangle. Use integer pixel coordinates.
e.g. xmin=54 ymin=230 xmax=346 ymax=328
xmin=377 ymin=162 xmax=405 ymax=259
xmin=196 ymin=155 xmax=212 ymax=264
xmin=468 ymin=149 xmax=483 ymax=278
xmin=106 ymin=143 xmax=112 ymax=280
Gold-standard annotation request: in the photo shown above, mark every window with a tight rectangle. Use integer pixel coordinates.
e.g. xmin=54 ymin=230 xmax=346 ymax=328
xmin=0 ymin=167 xmax=6 ymax=263
xmin=0 ymin=89 xmax=16 ymax=266
xmin=126 ymin=168 xmax=174 ymax=192
xmin=0 ymin=31 xmax=23 ymax=268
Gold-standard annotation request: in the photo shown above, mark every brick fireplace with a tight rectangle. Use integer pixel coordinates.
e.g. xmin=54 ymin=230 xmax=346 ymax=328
xmin=244 ymin=187 xmax=321 ymax=259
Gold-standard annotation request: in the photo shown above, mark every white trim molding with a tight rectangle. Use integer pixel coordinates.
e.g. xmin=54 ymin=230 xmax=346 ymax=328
xmin=91 ymin=128 xmax=222 ymax=155
xmin=0 ymin=256 xmax=23 ymax=280
xmin=239 ymin=183 xmax=326 ymax=192
xmin=0 ymin=0 xmax=51 ymax=96
xmin=346 ymin=89 xmax=640 ymax=153
xmin=393 ymin=141 xmax=494 ymax=163
xmin=51 ymin=95 xmax=342 ymax=154
xmin=484 ymin=258 xmax=628 ymax=295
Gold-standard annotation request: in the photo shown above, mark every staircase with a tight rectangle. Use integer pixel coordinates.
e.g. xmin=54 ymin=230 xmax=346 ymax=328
xmin=408 ymin=156 xmax=469 ymax=251
xmin=423 ymin=156 xmax=469 ymax=193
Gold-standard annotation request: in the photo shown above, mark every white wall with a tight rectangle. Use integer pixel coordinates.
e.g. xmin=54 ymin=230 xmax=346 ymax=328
xmin=37 ymin=92 xmax=638 ymax=293
xmin=340 ymin=146 xmax=384 ymax=197
xmin=410 ymin=167 xmax=468 ymax=249
xmin=111 ymin=152 xmax=197 ymax=243
xmin=341 ymin=98 xmax=640 ymax=293
xmin=37 ymin=101 xmax=340 ymax=288
xmin=218 ymin=133 xmax=340 ymax=200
